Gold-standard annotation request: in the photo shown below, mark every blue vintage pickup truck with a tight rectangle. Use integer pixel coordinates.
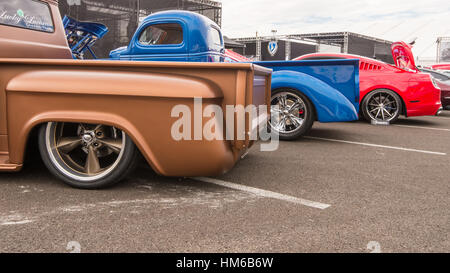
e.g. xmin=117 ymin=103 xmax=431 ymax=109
xmin=67 ymin=10 xmax=359 ymax=140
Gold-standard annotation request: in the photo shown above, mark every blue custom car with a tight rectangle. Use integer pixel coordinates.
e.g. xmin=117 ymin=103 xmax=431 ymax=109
xmin=109 ymin=10 xmax=226 ymax=63
xmin=67 ymin=10 xmax=359 ymax=140
xmin=254 ymin=60 xmax=359 ymax=139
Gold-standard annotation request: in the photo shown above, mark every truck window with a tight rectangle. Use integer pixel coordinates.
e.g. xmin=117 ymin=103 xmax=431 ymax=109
xmin=0 ymin=0 xmax=54 ymax=33
xmin=138 ymin=23 xmax=183 ymax=45
xmin=209 ymin=27 xmax=222 ymax=46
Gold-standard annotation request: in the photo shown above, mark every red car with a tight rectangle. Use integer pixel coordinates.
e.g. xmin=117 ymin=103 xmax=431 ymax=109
xmin=225 ymin=49 xmax=252 ymax=62
xmin=295 ymin=41 xmax=442 ymax=123
xmin=431 ymin=63 xmax=450 ymax=71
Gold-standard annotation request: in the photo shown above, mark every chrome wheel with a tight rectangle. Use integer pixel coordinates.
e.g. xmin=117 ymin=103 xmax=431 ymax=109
xmin=270 ymin=91 xmax=306 ymax=134
xmin=365 ymin=91 xmax=400 ymax=122
xmin=45 ymin=122 xmax=126 ymax=182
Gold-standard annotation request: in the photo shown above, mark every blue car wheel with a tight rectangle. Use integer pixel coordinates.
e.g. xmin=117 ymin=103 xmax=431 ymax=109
xmin=270 ymin=88 xmax=315 ymax=140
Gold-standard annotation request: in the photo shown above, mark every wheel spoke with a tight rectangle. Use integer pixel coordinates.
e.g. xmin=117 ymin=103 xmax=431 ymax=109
xmin=274 ymin=116 xmax=287 ymax=132
xmin=57 ymin=137 xmax=82 ymax=153
xmin=278 ymin=95 xmax=287 ymax=108
xmin=370 ymin=107 xmax=380 ymax=113
xmin=94 ymin=124 xmax=104 ymax=131
xmin=289 ymin=115 xmax=304 ymax=127
xmin=288 ymin=101 xmax=302 ymax=112
xmin=85 ymin=146 xmax=101 ymax=174
xmin=383 ymin=108 xmax=393 ymax=117
xmin=375 ymin=108 xmax=381 ymax=119
xmin=98 ymin=138 xmax=123 ymax=154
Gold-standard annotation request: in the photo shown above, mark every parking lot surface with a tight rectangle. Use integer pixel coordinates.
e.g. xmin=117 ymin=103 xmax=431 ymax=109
xmin=1 ymin=113 xmax=449 ymax=253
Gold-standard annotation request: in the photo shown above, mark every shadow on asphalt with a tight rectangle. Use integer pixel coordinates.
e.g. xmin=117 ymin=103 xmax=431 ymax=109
xmin=303 ymin=127 xmax=353 ymax=140
xmin=0 ymin=144 xmax=209 ymax=193
xmin=394 ymin=118 xmax=441 ymax=126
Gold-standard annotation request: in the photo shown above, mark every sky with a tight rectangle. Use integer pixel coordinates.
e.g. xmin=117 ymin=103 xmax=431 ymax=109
xmin=220 ymin=0 xmax=450 ymax=60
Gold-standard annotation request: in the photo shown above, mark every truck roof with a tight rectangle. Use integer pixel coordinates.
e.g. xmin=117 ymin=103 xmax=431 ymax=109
xmin=140 ymin=10 xmax=218 ymax=29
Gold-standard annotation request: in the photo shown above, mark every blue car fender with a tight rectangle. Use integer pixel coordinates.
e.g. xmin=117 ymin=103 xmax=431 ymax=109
xmin=271 ymin=70 xmax=358 ymax=122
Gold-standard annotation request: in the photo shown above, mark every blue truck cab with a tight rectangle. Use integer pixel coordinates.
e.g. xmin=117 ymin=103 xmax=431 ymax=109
xmin=109 ymin=10 xmax=226 ymax=62
xmin=66 ymin=10 xmax=360 ymax=140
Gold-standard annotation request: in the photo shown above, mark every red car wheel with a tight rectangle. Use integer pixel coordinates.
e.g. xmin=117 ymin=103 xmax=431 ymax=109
xmin=361 ymin=89 xmax=402 ymax=123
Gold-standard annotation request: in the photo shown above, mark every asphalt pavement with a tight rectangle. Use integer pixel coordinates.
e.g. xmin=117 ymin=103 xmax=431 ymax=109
xmin=1 ymin=112 xmax=449 ymax=253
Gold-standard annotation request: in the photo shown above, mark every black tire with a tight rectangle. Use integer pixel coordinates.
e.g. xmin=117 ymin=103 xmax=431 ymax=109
xmin=270 ymin=88 xmax=315 ymax=140
xmin=361 ymin=89 xmax=402 ymax=123
xmin=38 ymin=122 xmax=138 ymax=189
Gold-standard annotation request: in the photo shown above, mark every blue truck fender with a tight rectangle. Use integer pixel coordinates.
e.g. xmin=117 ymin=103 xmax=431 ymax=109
xmin=270 ymin=70 xmax=358 ymax=122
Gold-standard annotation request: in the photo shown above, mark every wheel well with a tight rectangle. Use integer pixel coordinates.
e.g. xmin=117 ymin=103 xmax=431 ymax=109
xmin=272 ymin=87 xmax=319 ymax=121
xmin=22 ymin=123 xmax=44 ymax=167
xmin=360 ymin=88 xmax=407 ymax=116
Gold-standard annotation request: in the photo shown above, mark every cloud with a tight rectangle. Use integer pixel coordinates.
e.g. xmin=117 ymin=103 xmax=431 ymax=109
xmin=221 ymin=0 xmax=450 ymax=60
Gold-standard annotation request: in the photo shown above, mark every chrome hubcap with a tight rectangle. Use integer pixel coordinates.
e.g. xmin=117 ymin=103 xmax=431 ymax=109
xmin=82 ymin=133 xmax=94 ymax=144
xmin=270 ymin=92 xmax=306 ymax=134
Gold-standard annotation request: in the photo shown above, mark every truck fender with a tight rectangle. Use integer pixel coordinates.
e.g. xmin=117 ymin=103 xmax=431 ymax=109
xmin=5 ymin=69 xmax=224 ymax=174
xmin=270 ymin=70 xmax=358 ymax=122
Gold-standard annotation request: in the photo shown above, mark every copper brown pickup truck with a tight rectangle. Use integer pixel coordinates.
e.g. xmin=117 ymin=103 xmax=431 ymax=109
xmin=0 ymin=0 xmax=271 ymax=188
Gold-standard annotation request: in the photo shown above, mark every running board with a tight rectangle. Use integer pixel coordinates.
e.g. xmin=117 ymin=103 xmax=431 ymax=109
xmin=0 ymin=155 xmax=22 ymax=171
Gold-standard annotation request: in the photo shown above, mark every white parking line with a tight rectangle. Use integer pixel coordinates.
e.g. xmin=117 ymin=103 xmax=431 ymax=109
xmin=304 ymin=136 xmax=447 ymax=156
xmin=193 ymin=177 xmax=331 ymax=210
xmin=393 ymin=124 xmax=450 ymax=132
xmin=419 ymin=115 xmax=450 ymax=120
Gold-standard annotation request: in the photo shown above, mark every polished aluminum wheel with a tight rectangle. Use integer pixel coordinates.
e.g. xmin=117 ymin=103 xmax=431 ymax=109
xmin=366 ymin=91 xmax=400 ymax=122
xmin=45 ymin=122 xmax=126 ymax=182
xmin=270 ymin=92 xmax=306 ymax=134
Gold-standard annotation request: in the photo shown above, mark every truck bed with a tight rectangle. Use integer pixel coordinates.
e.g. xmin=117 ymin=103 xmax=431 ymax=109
xmin=0 ymin=59 xmax=271 ymax=176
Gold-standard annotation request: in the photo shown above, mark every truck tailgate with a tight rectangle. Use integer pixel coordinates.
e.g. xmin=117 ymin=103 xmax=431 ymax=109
xmin=231 ymin=64 xmax=272 ymax=152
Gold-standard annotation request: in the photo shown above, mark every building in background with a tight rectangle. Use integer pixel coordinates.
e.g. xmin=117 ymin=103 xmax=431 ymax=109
xmin=437 ymin=37 xmax=450 ymax=63
xmin=233 ymin=32 xmax=394 ymax=63
xmin=233 ymin=36 xmax=340 ymax=61
xmin=59 ymin=0 xmax=222 ymax=58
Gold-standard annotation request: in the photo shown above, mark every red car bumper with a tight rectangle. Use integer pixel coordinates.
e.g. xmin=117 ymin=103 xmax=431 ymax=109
xmin=405 ymin=86 xmax=442 ymax=117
